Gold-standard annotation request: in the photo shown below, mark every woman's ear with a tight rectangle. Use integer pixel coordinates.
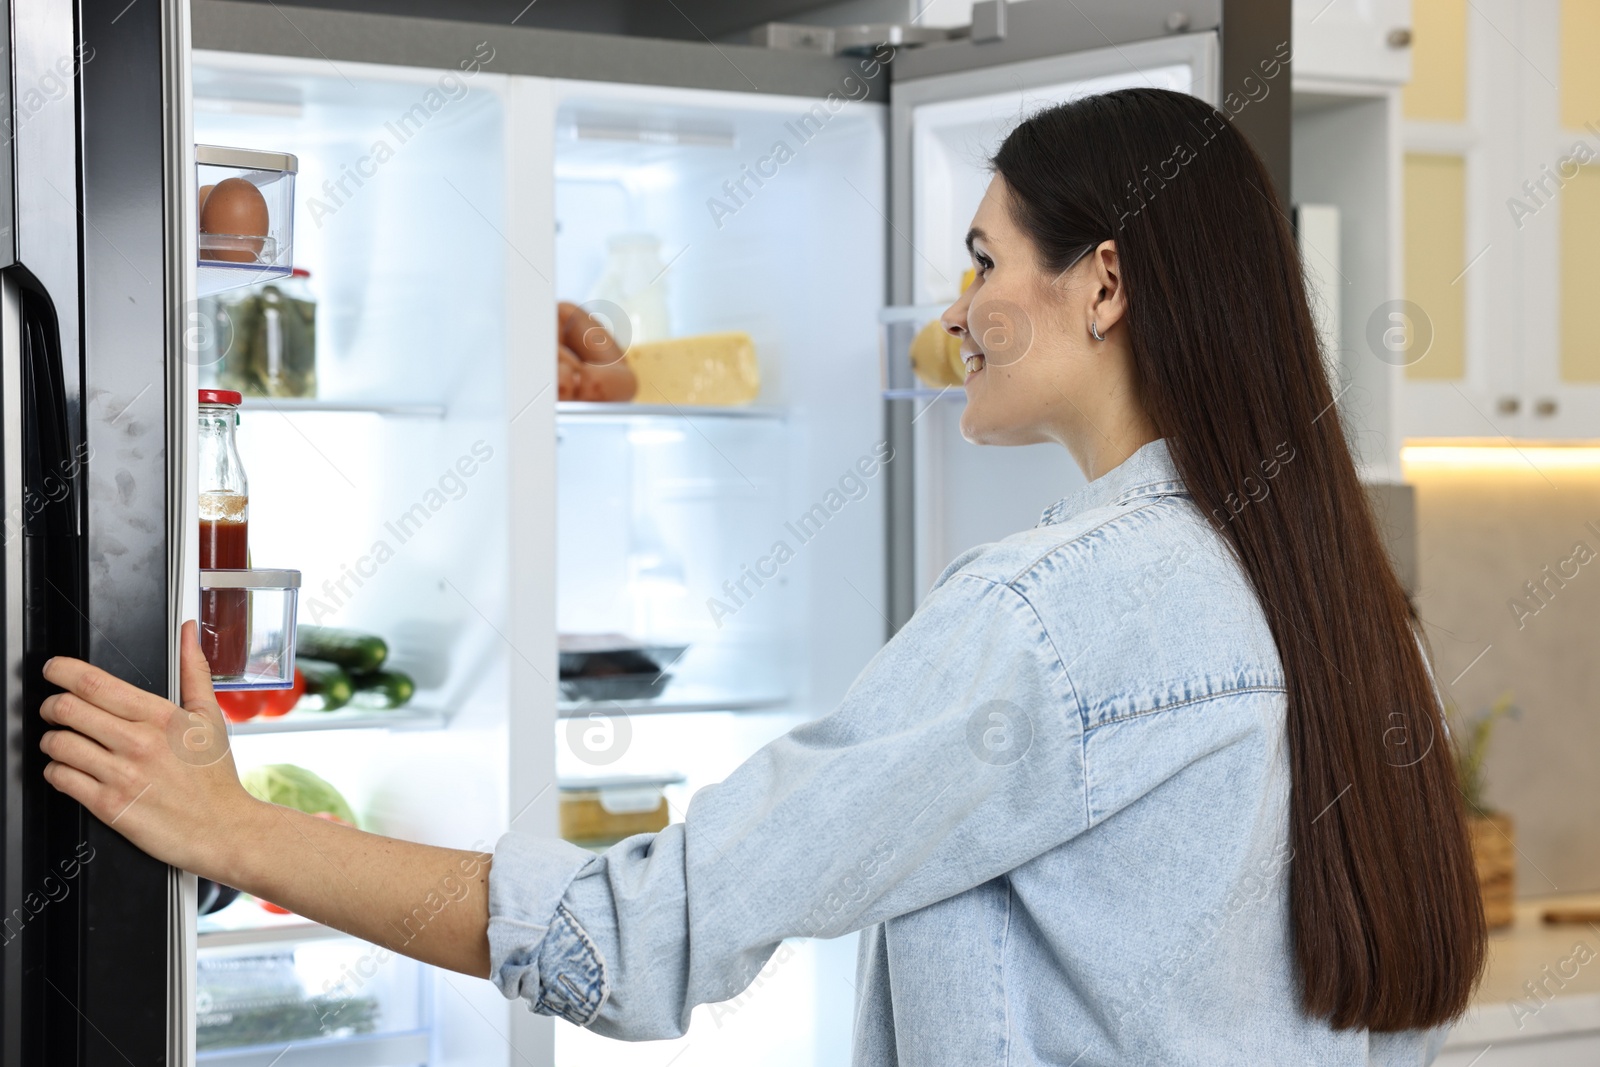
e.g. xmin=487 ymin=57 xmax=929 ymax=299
xmin=1088 ymin=240 xmax=1127 ymax=335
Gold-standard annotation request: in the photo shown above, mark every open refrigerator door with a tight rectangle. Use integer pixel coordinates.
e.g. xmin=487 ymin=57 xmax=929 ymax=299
xmin=884 ymin=32 xmax=1224 ymax=625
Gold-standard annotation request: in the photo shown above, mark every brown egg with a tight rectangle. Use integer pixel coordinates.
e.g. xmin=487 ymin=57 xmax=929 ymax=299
xmin=198 ymin=183 xmax=215 ymax=218
xmin=199 ymin=177 xmax=269 ymax=263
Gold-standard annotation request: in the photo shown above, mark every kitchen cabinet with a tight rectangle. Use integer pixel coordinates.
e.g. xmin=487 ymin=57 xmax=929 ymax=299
xmin=1292 ymin=0 xmax=1410 ymax=480
xmin=1398 ymin=0 xmax=1600 ymax=439
xmin=1291 ymin=0 xmax=1413 ymax=85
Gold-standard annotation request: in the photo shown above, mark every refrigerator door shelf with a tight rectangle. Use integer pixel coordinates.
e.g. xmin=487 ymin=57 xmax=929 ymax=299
xmin=196 ymin=143 xmax=298 ymax=296
xmin=200 ymin=568 xmax=301 ymax=690
xmin=880 ymin=301 xmax=968 ymax=398
xmin=197 ymin=258 xmax=292 ymax=298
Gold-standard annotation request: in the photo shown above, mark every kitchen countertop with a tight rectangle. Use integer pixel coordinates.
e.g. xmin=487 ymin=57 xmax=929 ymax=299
xmin=1444 ymin=892 xmax=1600 ymax=1049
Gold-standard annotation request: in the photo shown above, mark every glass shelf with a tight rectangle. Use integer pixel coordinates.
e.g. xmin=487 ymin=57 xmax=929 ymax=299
xmin=557 ymin=401 xmax=786 ymax=421
xmin=228 ymin=706 xmax=448 ymax=735
xmin=198 ymin=907 xmax=342 ymax=949
xmin=557 ymin=693 xmax=789 ymax=718
xmin=236 ymin=398 xmax=446 ymax=418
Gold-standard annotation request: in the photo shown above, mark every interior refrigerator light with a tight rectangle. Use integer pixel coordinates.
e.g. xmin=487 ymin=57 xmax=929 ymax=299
xmin=570 ymin=117 xmax=737 ymax=149
xmin=1400 ymin=443 xmax=1600 ymax=471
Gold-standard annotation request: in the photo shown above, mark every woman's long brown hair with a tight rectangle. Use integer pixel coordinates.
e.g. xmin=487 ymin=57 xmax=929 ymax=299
xmin=992 ymin=88 xmax=1484 ymax=1031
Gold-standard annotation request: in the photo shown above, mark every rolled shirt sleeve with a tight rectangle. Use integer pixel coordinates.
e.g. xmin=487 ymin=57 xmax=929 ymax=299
xmin=486 ymin=833 xmax=609 ymax=1025
xmin=487 ymin=569 xmax=1091 ymax=1039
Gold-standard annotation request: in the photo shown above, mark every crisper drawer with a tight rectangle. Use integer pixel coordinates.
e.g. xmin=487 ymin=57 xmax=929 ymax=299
xmin=196 ymin=924 xmax=429 ymax=1067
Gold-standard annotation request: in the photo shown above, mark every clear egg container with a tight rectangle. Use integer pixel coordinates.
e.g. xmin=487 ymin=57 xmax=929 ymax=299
xmin=196 ymin=144 xmax=298 ymax=297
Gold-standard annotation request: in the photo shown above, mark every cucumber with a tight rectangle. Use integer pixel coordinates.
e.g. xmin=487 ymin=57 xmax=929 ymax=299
xmin=296 ymin=626 xmax=387 ymax=673
xmin=295 ymin=658 xmax=353 ymax=712
xmin=349 ymin=669 xmax=415 ymax=710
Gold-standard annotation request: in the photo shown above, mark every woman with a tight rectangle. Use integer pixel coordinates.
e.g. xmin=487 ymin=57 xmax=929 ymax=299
xmin=38 ymin=88 xmax=1483 ymax=1064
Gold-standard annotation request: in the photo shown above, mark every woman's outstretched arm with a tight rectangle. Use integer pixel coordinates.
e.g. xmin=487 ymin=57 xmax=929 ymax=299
xmin=38 ymin=620 xmax=495 ymax=979
xmin=41 ymin=572 xmax=1097 ymax=1039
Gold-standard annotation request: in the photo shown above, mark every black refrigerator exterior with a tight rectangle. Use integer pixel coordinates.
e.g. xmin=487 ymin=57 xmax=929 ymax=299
xmin=3 ymin=0 xmax=186 ymax=1063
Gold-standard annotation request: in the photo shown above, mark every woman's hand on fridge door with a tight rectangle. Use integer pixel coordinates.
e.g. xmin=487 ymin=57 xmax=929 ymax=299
xmin=37 ymin=620 xmax=256 ymax=876
xmin=37 ymin=620 xmax=497 ymax=979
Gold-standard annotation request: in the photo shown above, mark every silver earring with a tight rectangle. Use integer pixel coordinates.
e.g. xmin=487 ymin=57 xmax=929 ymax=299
xmin=1090 ymin=321 xmax=1105 ymax=342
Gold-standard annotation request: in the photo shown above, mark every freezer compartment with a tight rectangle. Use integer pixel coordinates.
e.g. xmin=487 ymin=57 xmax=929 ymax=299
xmin=197 ymin=144 xmax=299 ymax=296
xmin=201 ymin=568 xmax=301 ymax=689
xmin=195 ymin=923 xmax=428 ymax=1063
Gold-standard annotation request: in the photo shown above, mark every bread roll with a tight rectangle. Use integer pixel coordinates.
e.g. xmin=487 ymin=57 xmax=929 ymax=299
xmin=558 ymin=344 xmax=586 ymax=401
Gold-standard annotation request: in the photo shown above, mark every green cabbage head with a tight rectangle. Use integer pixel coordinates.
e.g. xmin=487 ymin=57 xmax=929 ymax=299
xmin=240 ymin=763 xmax=358 ymax=828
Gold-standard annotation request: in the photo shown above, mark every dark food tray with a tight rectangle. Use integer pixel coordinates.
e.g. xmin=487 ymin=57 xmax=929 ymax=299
xmin=558 ymin=633 xmax=688 ymax=676
xmin=560 ymin=673 xmax=673 ymax=702
xmin=559 ymin=633 xmax=686 ymax=701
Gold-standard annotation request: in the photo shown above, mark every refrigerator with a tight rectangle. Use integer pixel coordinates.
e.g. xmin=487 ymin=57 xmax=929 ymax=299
xmin=1 ymin=0 xmax=1281 ymax=1063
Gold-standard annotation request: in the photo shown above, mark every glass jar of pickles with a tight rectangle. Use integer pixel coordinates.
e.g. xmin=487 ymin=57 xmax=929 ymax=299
xmin=213 ymin=268 xmax=317 ymax=398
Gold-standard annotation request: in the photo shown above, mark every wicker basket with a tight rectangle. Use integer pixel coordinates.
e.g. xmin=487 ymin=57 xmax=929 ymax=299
xmin=1467 ymin=811 xmax=1515 ymax=929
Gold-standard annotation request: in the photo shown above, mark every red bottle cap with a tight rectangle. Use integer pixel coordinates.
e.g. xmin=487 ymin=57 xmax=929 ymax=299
xmin=198 ymin=389 xmax=243 ymax=406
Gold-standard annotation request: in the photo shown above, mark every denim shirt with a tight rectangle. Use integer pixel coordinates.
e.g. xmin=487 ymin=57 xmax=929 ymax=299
xmin=488 ymin=437 xmax=1452 ymax=1066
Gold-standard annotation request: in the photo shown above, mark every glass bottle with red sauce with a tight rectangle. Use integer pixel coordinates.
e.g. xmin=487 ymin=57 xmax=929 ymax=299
xmin=198 ymin=389 xmax=249 ymax=678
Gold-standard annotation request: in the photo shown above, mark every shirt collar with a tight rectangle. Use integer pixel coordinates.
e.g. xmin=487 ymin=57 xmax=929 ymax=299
xmin=1036 ymin=437 xmax=1187 ymax=527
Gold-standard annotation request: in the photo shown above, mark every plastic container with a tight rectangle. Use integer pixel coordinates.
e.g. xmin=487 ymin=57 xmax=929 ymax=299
xmin=558 ymin=773 xmax=685 ymax=850
xmin=196 ymin=934 xmax=423 ymax=1052
xmin=201 ymin=569 xmax=301 ymax=691
xmin=196 ymin=144 xmax=298 ymax=296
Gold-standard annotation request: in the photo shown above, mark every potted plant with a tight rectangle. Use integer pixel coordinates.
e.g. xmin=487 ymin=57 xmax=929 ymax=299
xmin=1450 ymin=693 xmax=1520 ymax=928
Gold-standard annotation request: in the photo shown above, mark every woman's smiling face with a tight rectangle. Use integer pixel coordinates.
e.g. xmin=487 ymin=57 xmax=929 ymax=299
xmin=939 ymin=176 xmax=1129 ymax=454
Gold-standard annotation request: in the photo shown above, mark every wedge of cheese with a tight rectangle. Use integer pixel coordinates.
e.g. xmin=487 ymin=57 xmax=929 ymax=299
xmin=625 ymin=331 xmax=761 ymax=406
xmin=908 ymin=269 xmax=977 ymax=389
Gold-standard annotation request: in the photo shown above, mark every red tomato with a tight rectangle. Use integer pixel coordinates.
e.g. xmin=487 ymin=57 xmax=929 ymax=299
xmin=258 ymin=669 xmax=306 ymax=718
xmin=256 ymin=898 xmax=291 ymax=915
xmin=216 ymin=689 xmax=266 ymax=723
xmin=216 ymin=670 xmax=306 ymax=722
